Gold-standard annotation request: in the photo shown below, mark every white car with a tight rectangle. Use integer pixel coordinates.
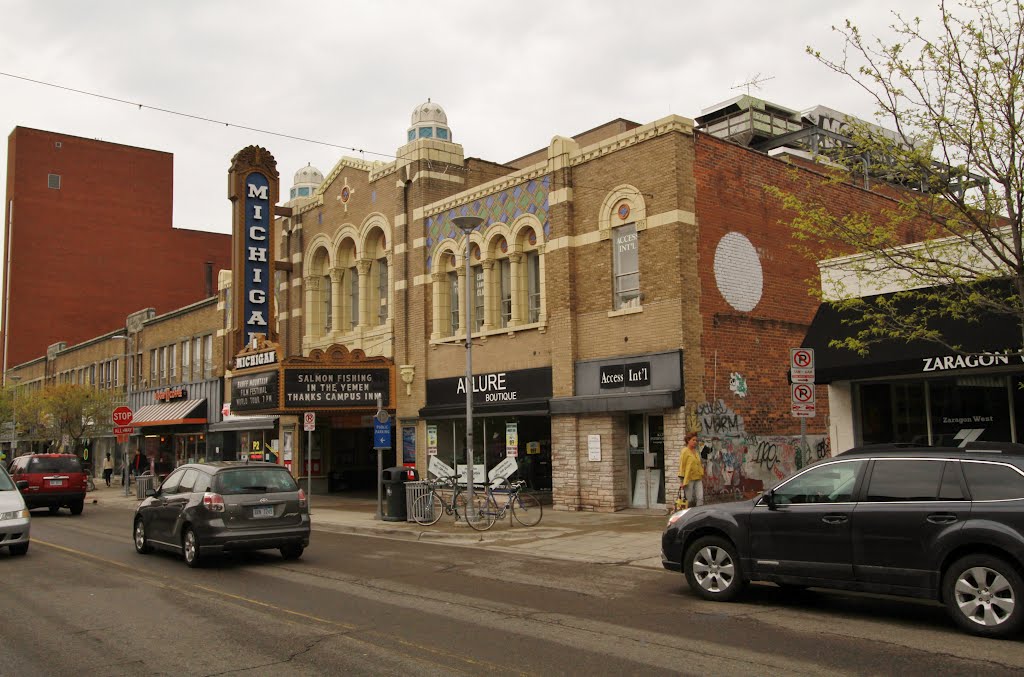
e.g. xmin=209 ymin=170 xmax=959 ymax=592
xmin=0 ymin=463 xmax=30 ymax=556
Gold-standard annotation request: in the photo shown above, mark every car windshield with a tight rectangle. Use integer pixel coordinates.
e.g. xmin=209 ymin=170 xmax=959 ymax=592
xmin=215 ymin=468 xmax=298 ymax=495
xmin=0 ymin=468 xmax=15 ymax=491
xmin=28 ymin=456 xmax=83 ymax=473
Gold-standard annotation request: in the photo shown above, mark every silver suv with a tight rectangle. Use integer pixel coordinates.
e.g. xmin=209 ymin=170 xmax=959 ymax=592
xmin=133 ymin=461 xmax=310 ymax=567
xmin=662 ymin=444 xmax=1024 ymax=638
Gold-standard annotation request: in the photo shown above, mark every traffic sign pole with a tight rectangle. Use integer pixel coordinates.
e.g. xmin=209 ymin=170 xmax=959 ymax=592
xmin=304 ymin=412 xmax=315 ymax=514
xmin=113 ymin=406 xmax=134 ymax=497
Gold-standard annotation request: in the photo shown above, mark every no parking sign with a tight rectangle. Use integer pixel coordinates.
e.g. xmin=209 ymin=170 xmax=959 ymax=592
xmin=791 ymin=382 xmax=816 ymax=418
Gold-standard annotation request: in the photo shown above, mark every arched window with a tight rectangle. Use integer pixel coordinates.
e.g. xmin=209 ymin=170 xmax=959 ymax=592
xmin=377 ymin=257 xmax=389 ymax=325
xmin=526 ymin=250 xmax=541 ymax=323
xmin=348 ymin=265 xmax=359 ymax=330
xmin=365 ymin=231 xmax=389 ymax=327
xmin=322 ymin=273 xmax=332 ymax=331
xmin=448 ymin=269 xmax=460 ymax=336
xmin=306 ymin=246 xmax=332 ymax=339
xmin=471 ymin=244 xmax=484 ymax=331
xmin=336 ymin=238 xmax=358 ymax=332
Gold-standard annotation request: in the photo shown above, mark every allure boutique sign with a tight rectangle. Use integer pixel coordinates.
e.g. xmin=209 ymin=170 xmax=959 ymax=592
xmin=426 ymin=367 xmax=552 ymax=407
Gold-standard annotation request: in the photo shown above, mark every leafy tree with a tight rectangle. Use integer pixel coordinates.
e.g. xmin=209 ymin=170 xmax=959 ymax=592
xmin=769 ymin=0 xmax=1024 ymax=355
xmin=39 ymin=384 xmax=118 ymax=455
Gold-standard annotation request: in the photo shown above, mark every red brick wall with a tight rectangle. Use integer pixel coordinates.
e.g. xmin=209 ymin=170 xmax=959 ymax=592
xmin=693 ymin=133 xmax=909 ymax=437
xmin=3 ymin=127 xmax=231 ymax=369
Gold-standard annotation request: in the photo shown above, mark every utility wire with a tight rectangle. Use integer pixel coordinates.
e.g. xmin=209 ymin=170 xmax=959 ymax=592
xmin=1 ymin=71 xmax=653 ymax=199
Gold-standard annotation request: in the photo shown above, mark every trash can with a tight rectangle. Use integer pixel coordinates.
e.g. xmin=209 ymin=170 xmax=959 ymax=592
xmin=405 ymin=480 xmax=430 ymax=522
xmin=135 ymin=473 xmax=156 ymax=500
xmin=382 ymin=467 xmax=408 ymax=522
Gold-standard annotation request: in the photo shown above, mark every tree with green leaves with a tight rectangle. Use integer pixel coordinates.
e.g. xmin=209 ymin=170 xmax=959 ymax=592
xmin=39 ymin=384 xmax=119 ymax=456
xmin=769 ymin=0 xmax=1024 ymax=355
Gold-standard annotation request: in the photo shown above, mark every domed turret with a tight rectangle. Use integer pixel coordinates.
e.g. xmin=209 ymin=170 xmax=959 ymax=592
xmin=288 ymin=162 xmax=323 ymax=202
xmin=407 ymin=98 xmax=452 ymax=142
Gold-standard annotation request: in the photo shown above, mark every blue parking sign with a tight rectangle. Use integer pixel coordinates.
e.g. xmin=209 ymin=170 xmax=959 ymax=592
xmin=373 ymin=418 xmax=392 ymax=449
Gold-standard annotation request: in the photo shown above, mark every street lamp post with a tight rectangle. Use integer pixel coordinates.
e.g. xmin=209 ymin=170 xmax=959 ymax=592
xmin=9 ymin=375 xmax=21 ymax=463
xmin=451 ymin=215 xmax=484 ymax=522
xmin=110 ymin=334 xmax=131 ymax=495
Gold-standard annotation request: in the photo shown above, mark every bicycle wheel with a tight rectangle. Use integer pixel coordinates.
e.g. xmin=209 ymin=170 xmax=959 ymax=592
xmin=412 ymin=492 xmax=445 ymax=526
xmin=512 ymin=491 xmax=543 ymax=527
xmin=455 ymin=491 xmax=495 ymax=531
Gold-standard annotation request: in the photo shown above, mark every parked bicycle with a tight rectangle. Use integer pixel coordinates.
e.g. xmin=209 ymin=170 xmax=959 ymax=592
xmin=462 ymin=479 xmax=543 ymax=531
xmin=411 ymin=475 xmax=470 ymax=526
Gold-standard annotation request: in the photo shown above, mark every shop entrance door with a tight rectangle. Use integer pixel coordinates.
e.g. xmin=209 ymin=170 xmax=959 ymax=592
xmin=628 ymin=414 xmax=665 ymax=509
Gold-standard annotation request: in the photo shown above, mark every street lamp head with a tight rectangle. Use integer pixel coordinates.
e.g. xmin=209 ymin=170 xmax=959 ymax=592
xmin=451 ymin=215 xmax=484 ymax=234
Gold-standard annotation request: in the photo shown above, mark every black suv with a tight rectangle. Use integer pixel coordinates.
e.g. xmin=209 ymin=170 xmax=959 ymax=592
xmin=662 ymin=444 xmax=1024 ymax=638
xmin=133 ymin=461 xmax=310 ymax=567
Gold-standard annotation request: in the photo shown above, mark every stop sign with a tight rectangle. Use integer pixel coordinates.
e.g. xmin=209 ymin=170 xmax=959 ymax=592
xmin=112 ymin=406 xmax=134 ymax=426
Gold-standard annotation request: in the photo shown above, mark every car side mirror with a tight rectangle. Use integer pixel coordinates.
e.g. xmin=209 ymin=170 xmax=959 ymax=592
xmin=15 ymin=480 xmax=28 ymax=491
xmin=765 ymin=488 xmax=777 ymax=510
xmin=145 ymin=488 xmax=156 ymax=498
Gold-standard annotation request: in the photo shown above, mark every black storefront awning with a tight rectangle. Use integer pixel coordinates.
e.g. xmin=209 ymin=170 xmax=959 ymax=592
xmin=803 ymin=293 xmax=1022 ymax=383
xmin=549 ymin=389 xmax=680 ymax=414
xmin=208 ymin=415 xmax=279 ymax=432
xmin=132 ymin=399 xmax=207 ymax=427
xmin=419 ymin=398 xmax=550 ymax=420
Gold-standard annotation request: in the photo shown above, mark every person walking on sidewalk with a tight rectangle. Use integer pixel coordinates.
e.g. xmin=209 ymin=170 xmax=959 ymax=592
xmin=677 ymin=431 xmax=705 ymax=508
xmin=130 ymin=450 xmax=147 ymax=484
xmin=102 ymin=453 xmax=114 ymax=487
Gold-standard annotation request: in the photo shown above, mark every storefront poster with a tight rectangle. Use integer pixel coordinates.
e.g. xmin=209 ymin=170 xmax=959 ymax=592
xmin=427 ymin=425 xmax=438 ymax=456
xmin=526 ymin=441 xmax=541 ymax=455
xmin=588 ymin=434 xmax=602 ymax=462
xmin=505 ymin=422 xmax=518 ymax=457
xmin=402 ymin=425 xmax=416 ymax=464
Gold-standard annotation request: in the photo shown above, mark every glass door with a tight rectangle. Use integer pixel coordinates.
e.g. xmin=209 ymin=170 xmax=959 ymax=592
xmin=628 ymin=414 xmax=666 ymax=508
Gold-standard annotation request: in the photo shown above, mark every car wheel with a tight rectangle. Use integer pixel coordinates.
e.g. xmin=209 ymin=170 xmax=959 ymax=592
xmin=9 ymin=542 xmax=29 ymax=556
xmin=183 ymin=527 xmax=202 ymax=568
xmin=684 ymin=536 xmax=746 ymax=602
xmin=69 ymin=499 xmax=84 ymax=516
xmin=280 ymin=544 xmax=304 ymax=560
xmin=134 ymin=518 xmax=153 ymax=554
xmin=48 ymin=505 xmax=60 ymax=515
xmin=943 ymin=554 xmax=1024 ymax=638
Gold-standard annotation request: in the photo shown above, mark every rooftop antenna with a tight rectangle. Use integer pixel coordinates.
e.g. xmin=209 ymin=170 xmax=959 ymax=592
xmin=732 ymin=73 xmax=775 ymax=96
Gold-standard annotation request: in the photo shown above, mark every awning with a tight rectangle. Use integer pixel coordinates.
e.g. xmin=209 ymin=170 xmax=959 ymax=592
xmin=419 ymin=398 xmax=550 ymax=420
xmin=802 ymin=293 xmax=1021 ymax=383
xmin=208 ymin=414 xmax=279 ymax=432
xmin=131 ymin=399 xmax=207 ymax=427
xmin=549 ymin=389 xmax=681 ymax=415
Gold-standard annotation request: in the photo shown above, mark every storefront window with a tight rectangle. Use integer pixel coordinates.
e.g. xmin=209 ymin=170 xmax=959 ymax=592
xmin=929 ymin=375 xmax=1011 ymax=445
xmin=858 ymin=381 xmax=927 ymax=445
xmin=428 ymin=416 xmax=551 ymax=489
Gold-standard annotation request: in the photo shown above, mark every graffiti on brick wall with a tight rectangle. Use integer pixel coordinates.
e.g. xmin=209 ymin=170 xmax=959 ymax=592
xmin=728 ymin=372 xmax=748 ymax=398
xmin=690 ymin=399 xmax=830 ymax=500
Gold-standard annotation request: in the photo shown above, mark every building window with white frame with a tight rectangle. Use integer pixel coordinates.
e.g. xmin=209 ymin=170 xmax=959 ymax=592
xmin=193 ymin=337 xmax=202 ymax=381
xmin=182 ymin=340 xmax=190 ymax=382
xmin=526 ymin=250 xmax=541 ymax=323
xmin=170 ymin=343 xmax=177 ymax=380
xmin=204 ymin=334 xmax=213 ymax=378
xmin=322 ymin=273 xmax=332 ymax=333
xmin=348 ymin=266 xmax=359 ymax=330
xmin=498 ymin=258 xmax=512 ymax=328
xmin=612 ymin=223 xmax=640 ymax=309
xmin=377 ymin=257 xmax=389 ymax=325
xmin=448 ymin=270 xmax=460 ymax=337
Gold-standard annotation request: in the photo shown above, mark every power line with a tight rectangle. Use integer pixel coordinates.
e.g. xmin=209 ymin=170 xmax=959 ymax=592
xmin=1 ymin=71 xmax=654 ymax=199
xmin=0 ymin=71 xmax=395 ymax=160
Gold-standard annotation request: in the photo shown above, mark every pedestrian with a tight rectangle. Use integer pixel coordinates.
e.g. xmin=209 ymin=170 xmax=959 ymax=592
xmin=131 ymin=449 xmax=147 ymax=481
xmin=678 ymin=431 xmax=705 ymax=508
xmin=102 ymin=452 xmax=114 ymax=487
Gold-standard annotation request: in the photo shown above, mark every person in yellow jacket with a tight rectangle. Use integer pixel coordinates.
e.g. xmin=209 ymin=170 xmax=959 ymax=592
xmin=677 ymin=431 xmax=705 ymax=507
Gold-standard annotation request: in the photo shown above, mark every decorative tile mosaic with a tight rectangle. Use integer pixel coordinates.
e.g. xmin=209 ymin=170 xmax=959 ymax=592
xmin=425 ymin=175 xmax=550 ymax=269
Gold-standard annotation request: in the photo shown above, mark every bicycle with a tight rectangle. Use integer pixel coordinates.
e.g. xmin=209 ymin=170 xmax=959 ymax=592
xmin=411 ymin=475 xmax=471 ymax=526
xmin=462 ymin=479 xmax=543 ymax=532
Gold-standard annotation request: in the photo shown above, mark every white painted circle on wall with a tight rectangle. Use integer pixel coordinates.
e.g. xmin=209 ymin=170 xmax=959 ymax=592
xmin=714 ymin=232 xmax=763 ymax=312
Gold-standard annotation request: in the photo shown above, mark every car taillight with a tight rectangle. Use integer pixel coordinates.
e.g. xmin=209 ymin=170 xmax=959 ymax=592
xmin=203 ymin=492 xmax=225 ymax=512
xmin=298 ymin=488 xmax=307 ymax=509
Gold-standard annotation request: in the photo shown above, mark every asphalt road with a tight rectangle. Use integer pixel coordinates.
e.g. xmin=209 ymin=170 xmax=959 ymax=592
xmin=3 ymin=502 xmax=1024 ymax=676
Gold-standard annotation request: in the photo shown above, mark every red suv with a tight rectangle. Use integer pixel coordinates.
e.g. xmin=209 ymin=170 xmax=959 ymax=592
xmin=9 ymin=454 xmax=88 ymax=515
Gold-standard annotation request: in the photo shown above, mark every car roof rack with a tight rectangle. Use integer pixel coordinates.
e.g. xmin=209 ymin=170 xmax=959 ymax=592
xmin=838 ymin=441 xmax=1024 ymax=456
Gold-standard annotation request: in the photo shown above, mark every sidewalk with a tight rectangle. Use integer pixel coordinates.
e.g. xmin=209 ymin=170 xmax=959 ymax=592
xmin=85 ymin=481 xmax=669 ymax=569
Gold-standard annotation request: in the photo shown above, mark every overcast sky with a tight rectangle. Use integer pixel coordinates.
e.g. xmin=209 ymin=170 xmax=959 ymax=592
xmin=1 ymin=0 xmax=942 ymax=237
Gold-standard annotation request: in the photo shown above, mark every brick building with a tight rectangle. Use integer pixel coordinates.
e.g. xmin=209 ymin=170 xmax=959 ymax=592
xmin=5 ymin=99 xmax=922 ymax=510
xmin=2 ymin=127 xmax=232 ymax=371
xmin=256 ymin=98 xmax=917 ymax=511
